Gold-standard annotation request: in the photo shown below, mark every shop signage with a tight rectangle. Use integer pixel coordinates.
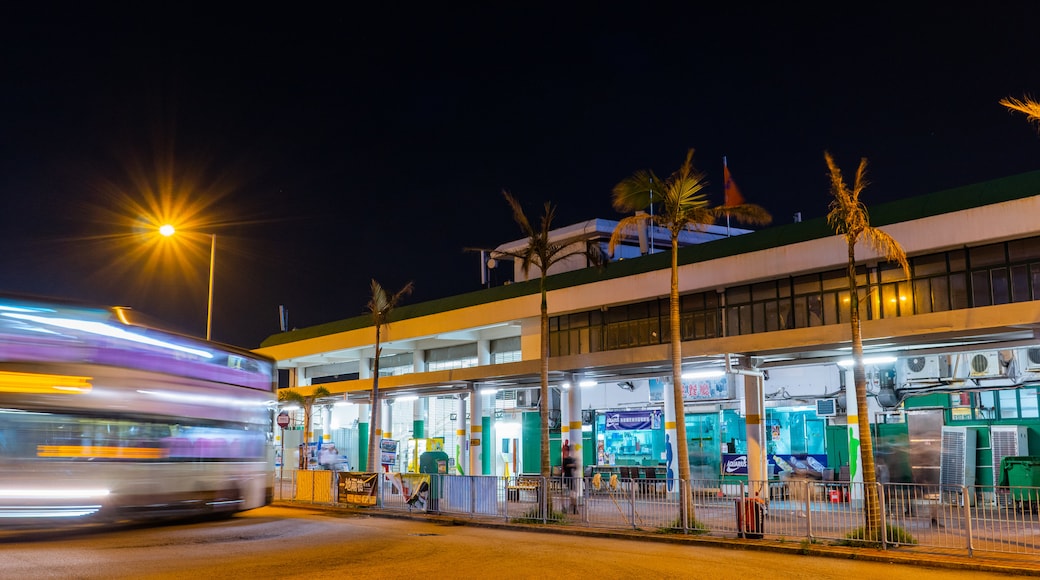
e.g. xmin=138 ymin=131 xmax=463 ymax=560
xmin=648 ymin=377 xmax=731 ymax=402
xmin=721 ymin=453 xmax=828 ymax=475
xmin=337 ymin=472 xmax=378 ymax=505
xmin=604 ymin=409 xmax=662 ymax=431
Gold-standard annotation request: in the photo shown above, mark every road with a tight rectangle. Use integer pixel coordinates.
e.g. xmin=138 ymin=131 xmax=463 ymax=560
xmin=0 ymin=506 xmax=1024 ymax=579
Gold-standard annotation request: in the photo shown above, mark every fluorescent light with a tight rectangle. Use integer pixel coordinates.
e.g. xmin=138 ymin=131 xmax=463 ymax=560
xmin=394 ymin=395 xmax=418 ymax=402
xmin=681 ymin=370 xmax=725 ymax=380
xmin=832 ymin=355 xmax=898 ymax=367
xmin=579 ymin=380 xmax=597 ymax=388
xmin=480 ymin=388 xmax=498 ymax=396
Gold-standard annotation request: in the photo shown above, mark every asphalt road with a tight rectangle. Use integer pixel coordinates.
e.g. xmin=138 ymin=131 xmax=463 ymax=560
xmin=0 ymin=506 xmax=1026 ymax=579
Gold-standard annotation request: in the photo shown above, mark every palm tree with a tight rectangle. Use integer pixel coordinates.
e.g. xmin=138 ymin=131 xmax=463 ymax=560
xmin=609 ymin=149 xmax=771 ymax=526
xmin=278 ymin=385 xmax=332 ymax=469
xmin=1001 ymin=95 xmax=1040 ymax=129
xmin=365 ymin=279 xmax=414 ymax=473
xmin=495 ymin=191 xmax=605 ymax=486
xmin=824 ymin=151 xmax=909 ymax=538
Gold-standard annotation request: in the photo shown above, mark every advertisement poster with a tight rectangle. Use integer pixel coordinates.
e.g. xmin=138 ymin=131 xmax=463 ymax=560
xmin=337 ymin=472 xmax=378 ymax=506
xmin=721 ymin=453 xmax=828 ymax=476
xmin=603 ymin=409 xmax=662 ymax=431
xmin=380 ymin=438 xmax=398 ymax=468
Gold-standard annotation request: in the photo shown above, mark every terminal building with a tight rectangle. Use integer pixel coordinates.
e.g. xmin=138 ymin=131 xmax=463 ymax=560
xmin=258 ymin=170 xmax=1040 ymax=499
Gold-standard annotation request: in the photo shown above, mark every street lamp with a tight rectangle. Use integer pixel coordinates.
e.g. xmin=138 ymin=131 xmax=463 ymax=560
xmin=159 ymin=225 xmax=216 ymax=341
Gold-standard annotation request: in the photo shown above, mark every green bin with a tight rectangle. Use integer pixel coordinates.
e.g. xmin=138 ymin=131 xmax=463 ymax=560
xmin=1000 ymin=456 xmax=1040 ymax=501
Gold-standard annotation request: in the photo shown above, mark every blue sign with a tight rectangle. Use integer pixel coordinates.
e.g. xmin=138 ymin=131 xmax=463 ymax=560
xmin=603 ymin=409 xmax=663 ymax=431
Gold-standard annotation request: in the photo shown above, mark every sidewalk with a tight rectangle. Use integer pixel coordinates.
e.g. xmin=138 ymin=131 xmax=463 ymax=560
xmin=273 ymin=501 xmax=1040 ymax=577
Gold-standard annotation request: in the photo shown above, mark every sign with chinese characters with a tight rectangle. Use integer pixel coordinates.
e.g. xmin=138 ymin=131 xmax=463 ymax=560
xmin=649 ymin=376 xmax=732 ymax=402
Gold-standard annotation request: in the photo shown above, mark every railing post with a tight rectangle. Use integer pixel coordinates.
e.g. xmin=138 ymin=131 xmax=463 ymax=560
xmin=805 ymin=480 xmax=813 ymax=542
xmin=879 ymin=482 xmax=887 ymax=551
xmin=629 ymin=474 xmax=637 ymax=529
xmin=962 ymin=485 xmax=974 ymax=558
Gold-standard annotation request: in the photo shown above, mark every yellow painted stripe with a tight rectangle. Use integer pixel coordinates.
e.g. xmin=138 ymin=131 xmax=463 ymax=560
xmin=665 ymin=421 xmax=676 ymax=429
xmin=0 ymin=371 xmax=92 ymax=394
xmin=471 ymin=425 xmax=482 ymax=433
xmin=37 ymin=445 xmax=167 ymax=459
xmin=569 ymin=421 xmax=582 ymax=430
xmin=456 ymin=430 xmax=466 ymax=436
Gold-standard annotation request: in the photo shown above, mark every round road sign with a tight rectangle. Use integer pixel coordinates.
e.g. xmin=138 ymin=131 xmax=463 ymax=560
xmin=277 ymin=411 xmax=290 ymax=428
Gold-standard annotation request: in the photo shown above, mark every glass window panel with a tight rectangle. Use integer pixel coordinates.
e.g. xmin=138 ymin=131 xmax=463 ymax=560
xmin=793 ymin=297 xmax=808 ymax=328
xmin=704 ymin=291 xmax=720 ymax=309
xmin=881 ymin=283 xmax=898 ymax=319
xmin=931 ymin=276 xmax=950 ymax=311
xmin=793 ymin=274 xmax=821 ymax=295
xmin=738 ymin=304 xmax=752 ymax=335
xmin=1021 ymin=388 xmax=1039 ymax=419
xmin=950 ymin=273 xmax=969 ymax=309
xmin=1032 ymin=264 xmax=1040 ymax=300
xmin=821 ymin=269 xmax=847 ymax=291
xmin=569 ymin=312 xmax=589 ymax=327
xmin=752 ymin=302 xmax=766 ymax=333
xmin=948 ymin=249 xmax=966 ymax=272
xmin=879 ymin=262 xmax=907 ymax=283
xmin=727 ymin=285 xmax=751 ymax=305
xmin=913 ymin=279 xmax=932 ymax=314
xmin=971 ymin=270 xmax=992 ymax=307
xmin=807 ymin=295 xmax=824 ymax=326
xmin=990 ymin=267 xmax=1010 ymax=305
xmin=752 ymin=281 xmax=777 ymax=301
xmin=822 ymin=292 xmax=838 ymax=325
xmin=727 ymin=307 xmax=740 ymax=337
xmin=778 ymin=299 xmax=793 ymax=330
xmin=682 ymin=293 xmax=703 ymax=312
xmin=863 ymin=285 xmax=879 ymax=320
xmin=912 ymin=253 xmax=948 ymax=277
xmin=763 ymin=301 xmax=779 ymax=332
xmin=778 ymin=280 xmax=791 ymax=298
xmin=999 ymin=390 xmax=1019 ymax=419
xmin=1008 ymin=237 xmax=1040 ymax=262
xmin=969 ymin=243 xmax=1005 ymax=268
xmin=838 ymin=290 xmax=852 ymax=322
xmin=1011 ymin=264 xmax=1030 ymax=302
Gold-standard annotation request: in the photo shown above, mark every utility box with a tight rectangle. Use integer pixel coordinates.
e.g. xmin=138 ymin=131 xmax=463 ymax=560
xmin=419 ymin=450 xmax=450 ymax=512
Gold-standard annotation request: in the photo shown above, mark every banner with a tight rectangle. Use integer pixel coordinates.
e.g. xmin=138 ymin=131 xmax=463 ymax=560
xmin=604 ymin=409 xmax=662 ymax=431
xmin=649 ymin=376 xmax=731 ymax=402
xmin=337 ymin=472 xmax=378 ymax=506
xmin=721 ymin=453 xmax=828 ymax=476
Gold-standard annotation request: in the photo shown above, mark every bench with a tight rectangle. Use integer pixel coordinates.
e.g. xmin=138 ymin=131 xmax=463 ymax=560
xmin=507 ymin=477 xmax=540 ymax=501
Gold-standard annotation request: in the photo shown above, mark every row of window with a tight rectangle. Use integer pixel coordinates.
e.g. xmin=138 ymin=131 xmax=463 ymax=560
xmin=550 ymin=236 xmax=1040 ymax=356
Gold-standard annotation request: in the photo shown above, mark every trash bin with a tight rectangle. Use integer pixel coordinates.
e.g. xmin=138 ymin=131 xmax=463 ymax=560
xmin=1000 ymin=456 xmax=1040 ymax=503
xmin=736 ymin=497 xmax=765 ymax=539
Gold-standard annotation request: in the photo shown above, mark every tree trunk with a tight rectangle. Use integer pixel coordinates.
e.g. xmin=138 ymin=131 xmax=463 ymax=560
xmin=848 ymin=243 xmax=882 ymax=537
xmin=671 ymin=233 xmax=695 ymax=525
xmin=367 ymin=327 xmax=382 ymax=473
xmin=539 ymin=277 xmax=553 ymax=513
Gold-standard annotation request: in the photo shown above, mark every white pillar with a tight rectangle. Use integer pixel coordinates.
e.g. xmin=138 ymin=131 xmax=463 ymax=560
xmin=661 ymin=377 xmax=678 ymax=493
xmin=456 ymin=394 xmax=468 ymax=474
xmin=383 ymin=399 xmax=393 ymax=471
xmin=567 ymin=377 xmax=583 ymax=480
xmin=741 ymin=372 xmax=768 ymax=498
xmin=413 ymin=350 xmax=426 ymax=373
xmin=359 ymin=357 xmax=371 ymax=379
xmin=470 ymin=387 xmax=484 ymax=476
xmin=844 ymin=367 xmax=864 ymax=499
xmin=477 ymin=339 xmax=491 ymax=366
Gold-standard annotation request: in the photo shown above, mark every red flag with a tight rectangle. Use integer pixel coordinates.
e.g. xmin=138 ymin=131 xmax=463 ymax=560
xmin=724 ymin=160 xmax=744 ymax=207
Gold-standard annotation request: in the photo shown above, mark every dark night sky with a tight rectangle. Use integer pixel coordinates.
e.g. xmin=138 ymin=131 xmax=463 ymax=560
xmin=2 ymin=4 xmax=1039 ymax=348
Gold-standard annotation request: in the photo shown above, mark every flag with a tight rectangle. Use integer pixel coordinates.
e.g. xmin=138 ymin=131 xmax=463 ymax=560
xmin=723 ymin=158 xmax=745 ymax=207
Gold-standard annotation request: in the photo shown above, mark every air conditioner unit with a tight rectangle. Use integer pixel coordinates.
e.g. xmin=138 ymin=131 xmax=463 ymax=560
xmin=940 ymin=426 xmax=977 ymax=505
xmin=967 ymin=352 xmax=1004 ymax=378
xmin=816 ymin=398 xmax=840 ymax=417
xmin=991 ymin=426 xmax=1029 ymax=506
xmin=902 ymin=355 xmax=950 ymax=382
xmin=1019 ymin=347 xmax=1040 ymax=372
xmin=515 ymin=388 xmax=539 ymax=409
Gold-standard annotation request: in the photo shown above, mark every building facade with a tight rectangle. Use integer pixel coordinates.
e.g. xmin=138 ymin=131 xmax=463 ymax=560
xmin=259 ymin=171 xmax=1040 ymax=498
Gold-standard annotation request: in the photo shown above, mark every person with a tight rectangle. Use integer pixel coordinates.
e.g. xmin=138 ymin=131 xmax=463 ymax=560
xmin=562 ymin=451 xmax=578 ymax=514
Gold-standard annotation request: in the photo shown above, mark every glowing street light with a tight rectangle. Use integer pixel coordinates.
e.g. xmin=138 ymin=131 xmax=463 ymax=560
xmin=158 ymin=225 xmax=217 ymax=341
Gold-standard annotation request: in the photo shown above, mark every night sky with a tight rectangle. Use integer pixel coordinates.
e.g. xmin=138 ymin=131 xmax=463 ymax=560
xmin=2 ymin=5 xmax=1039 ymax=349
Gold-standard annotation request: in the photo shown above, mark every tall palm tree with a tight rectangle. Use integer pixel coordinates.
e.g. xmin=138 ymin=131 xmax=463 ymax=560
xmin=609 ymin=149 xmax=771 ymax=525
xmin=365 ymin=279 xmax=414 ymax=473
xmin=495 ymin=191 xmax=605 ymax=485
xmin=1001 ymin=95 xmax=1040 ymax=129
xmin=824 ymin=151 xmax=909 ymax=538
xmin=278 ymin=385 xmax=332 ymax=469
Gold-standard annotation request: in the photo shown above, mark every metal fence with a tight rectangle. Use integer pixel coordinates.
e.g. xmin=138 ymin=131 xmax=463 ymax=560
xmin=274 ymin=471 xmax=1040 ymax=559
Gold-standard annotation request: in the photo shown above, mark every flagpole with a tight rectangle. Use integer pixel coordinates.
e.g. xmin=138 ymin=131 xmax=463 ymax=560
xmin=724 ymin=156 xmax=732 ymax=237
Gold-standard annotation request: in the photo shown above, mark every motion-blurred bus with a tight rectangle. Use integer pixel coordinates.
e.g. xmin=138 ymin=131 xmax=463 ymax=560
xmin=0 ymin=294 xmax=276 ymax=528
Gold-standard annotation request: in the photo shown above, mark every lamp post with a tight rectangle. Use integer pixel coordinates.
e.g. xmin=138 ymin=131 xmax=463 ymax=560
xmin=159 ymin=225 xmax=216 ymax=341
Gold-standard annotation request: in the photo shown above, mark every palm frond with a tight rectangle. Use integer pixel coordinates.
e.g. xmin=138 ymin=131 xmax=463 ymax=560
xmin=862 ymin=227 xmax=910 ymax=278
xmin=607 ymin=213 xmax=652 ymax=255
xmin=611 ymin=169 xmax=660 ymax=213
xmin=1001 ymin=95 xmax=1040 ymax=128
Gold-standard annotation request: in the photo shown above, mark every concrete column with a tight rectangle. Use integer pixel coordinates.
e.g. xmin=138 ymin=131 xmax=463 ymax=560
xmin=741 ymin=372 xmax=768 ymax=499
xmin=413 ymin=350 xmax=426 ymax=373
xmin=477 ymin=339 xmax=491 ymax=366
xmin=412 ymin=397 xmax=426 ymax=439
xmin=469 ymin=387 xmax=484 ymax=476
xmin=844 ymin=367 xmax=864 ymax=499
xmin=359 ymin=357 xmax=371 ymax=379
xmin=382 ymin=399 xmax=393 ymax=471
xmin=661 ymin=377 xmax=678 ymax=493
xmin=567 ymin=376 xmax=584 ymax=497
xmin=456 ymin=394 xmax=468 ymax=474
xmin=357 ymin=403 xmax=370 ymax=472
